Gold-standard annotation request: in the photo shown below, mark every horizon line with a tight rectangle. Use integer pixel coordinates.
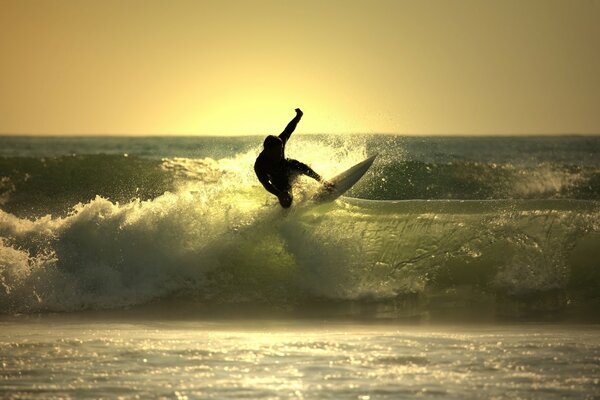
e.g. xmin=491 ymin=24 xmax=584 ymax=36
xmin=1 ymin=132 xmax=599 ymax=138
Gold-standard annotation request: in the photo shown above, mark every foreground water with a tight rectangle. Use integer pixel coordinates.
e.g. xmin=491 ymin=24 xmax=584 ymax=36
xmin=1 ymin=317 xmax=599 ymax=399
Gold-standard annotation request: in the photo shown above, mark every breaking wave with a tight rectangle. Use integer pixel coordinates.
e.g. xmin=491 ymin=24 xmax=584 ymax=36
xmin=1 ymin=137 xmax=599 ymax=319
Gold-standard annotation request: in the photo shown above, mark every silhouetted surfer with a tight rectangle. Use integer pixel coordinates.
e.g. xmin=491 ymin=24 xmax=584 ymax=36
xmin=255 ymin=108 xmax=332 ymax=208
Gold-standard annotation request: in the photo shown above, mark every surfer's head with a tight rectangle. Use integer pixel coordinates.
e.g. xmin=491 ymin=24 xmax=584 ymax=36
xmin=263 ymin=135 xmax=282 ymax=149
xmin=263 ymin=135 xmax=284 ymax=159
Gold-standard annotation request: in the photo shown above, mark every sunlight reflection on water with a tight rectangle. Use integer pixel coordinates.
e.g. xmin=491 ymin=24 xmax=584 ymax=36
xmin=1 ymin=319 xmax=599 ymax=399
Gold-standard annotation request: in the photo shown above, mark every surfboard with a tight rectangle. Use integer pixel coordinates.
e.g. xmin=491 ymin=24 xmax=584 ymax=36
xmin=312 ymin=154 xmax=377 ymax=203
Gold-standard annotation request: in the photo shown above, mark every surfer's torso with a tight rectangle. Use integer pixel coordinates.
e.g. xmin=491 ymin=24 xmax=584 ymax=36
xmin=254 ymin=154 xmax=304 ymax=192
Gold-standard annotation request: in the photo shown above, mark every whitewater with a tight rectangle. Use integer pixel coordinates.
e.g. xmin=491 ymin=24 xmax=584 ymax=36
xmin=1 ymin=135 xmax=599 ymax=399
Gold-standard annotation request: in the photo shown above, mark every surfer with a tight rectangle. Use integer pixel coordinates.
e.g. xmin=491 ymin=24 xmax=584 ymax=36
xmin=254 ymin=108 xmax=332 ymax=208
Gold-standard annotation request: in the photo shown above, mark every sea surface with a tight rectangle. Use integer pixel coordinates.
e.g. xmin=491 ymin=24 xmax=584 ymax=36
xmin=1 ymin=318 xmax=599 ymax=399
xmin=1 ymin=135 xmax=599 ymax=398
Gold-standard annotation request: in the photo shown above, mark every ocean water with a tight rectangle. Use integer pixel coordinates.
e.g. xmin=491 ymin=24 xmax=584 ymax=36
xmin=1 ymin=135 xmax=599 ymax=398
xmin=1 ymin=318 xmax=599 ymax=399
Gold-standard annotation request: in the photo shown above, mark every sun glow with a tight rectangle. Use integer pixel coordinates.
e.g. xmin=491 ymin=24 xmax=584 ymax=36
xmin=1 ymin=0 xmax=599 ymax=135
xmin=175 ymin=91 xmax=365 ymax=136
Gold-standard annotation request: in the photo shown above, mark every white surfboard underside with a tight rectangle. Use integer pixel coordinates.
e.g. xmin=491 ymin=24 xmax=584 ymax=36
xmin=312 ymin=154 xmax=377 ymax=203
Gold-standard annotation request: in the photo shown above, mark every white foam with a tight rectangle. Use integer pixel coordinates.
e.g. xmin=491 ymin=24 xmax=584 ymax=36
xmin=507 ymin=163 xmax=586 ymax=198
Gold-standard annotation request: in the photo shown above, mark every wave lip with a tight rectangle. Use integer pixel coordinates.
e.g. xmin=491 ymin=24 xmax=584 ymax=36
xmin=353 ymin=160 xmax=600 ymax=201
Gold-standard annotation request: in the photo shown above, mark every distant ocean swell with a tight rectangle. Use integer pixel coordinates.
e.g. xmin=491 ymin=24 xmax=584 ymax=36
xmin=361 ymin=159 xmax=600 ymax=201
xmin=0 ymin=148 xmax=599 ymax=318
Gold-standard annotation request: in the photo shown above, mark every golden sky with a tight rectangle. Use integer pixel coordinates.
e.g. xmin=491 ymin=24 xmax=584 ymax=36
xmin=1 ymin=0 xmax=599 ymax=135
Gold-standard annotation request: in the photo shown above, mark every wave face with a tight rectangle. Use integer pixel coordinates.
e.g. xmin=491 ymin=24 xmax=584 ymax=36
xmin=0 ymin=135 xmax=599 ymax=318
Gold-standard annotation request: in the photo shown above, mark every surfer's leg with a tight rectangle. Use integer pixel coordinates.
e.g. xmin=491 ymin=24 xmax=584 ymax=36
xmin=275 ymin=180 xmax=293 ymax=208
xmin=278 ymin=192 xmax=292 ymax=208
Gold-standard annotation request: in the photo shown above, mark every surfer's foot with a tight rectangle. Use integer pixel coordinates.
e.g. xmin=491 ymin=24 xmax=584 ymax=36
xmin=323 ymin=181 xmax=335 ymax=192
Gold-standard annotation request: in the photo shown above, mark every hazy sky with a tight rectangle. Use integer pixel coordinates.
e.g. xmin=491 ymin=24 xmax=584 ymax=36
xmin=1 ymin=0 xmax=599 ymax=135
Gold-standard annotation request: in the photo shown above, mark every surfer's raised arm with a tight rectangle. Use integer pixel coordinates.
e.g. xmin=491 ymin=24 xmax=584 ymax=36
xmin=279 ymin=108 xmax=303 ymax=145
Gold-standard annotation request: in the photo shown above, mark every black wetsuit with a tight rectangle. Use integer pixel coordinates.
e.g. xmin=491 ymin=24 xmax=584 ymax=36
xmin=254 ymin=111 xmax=322 ymax=202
